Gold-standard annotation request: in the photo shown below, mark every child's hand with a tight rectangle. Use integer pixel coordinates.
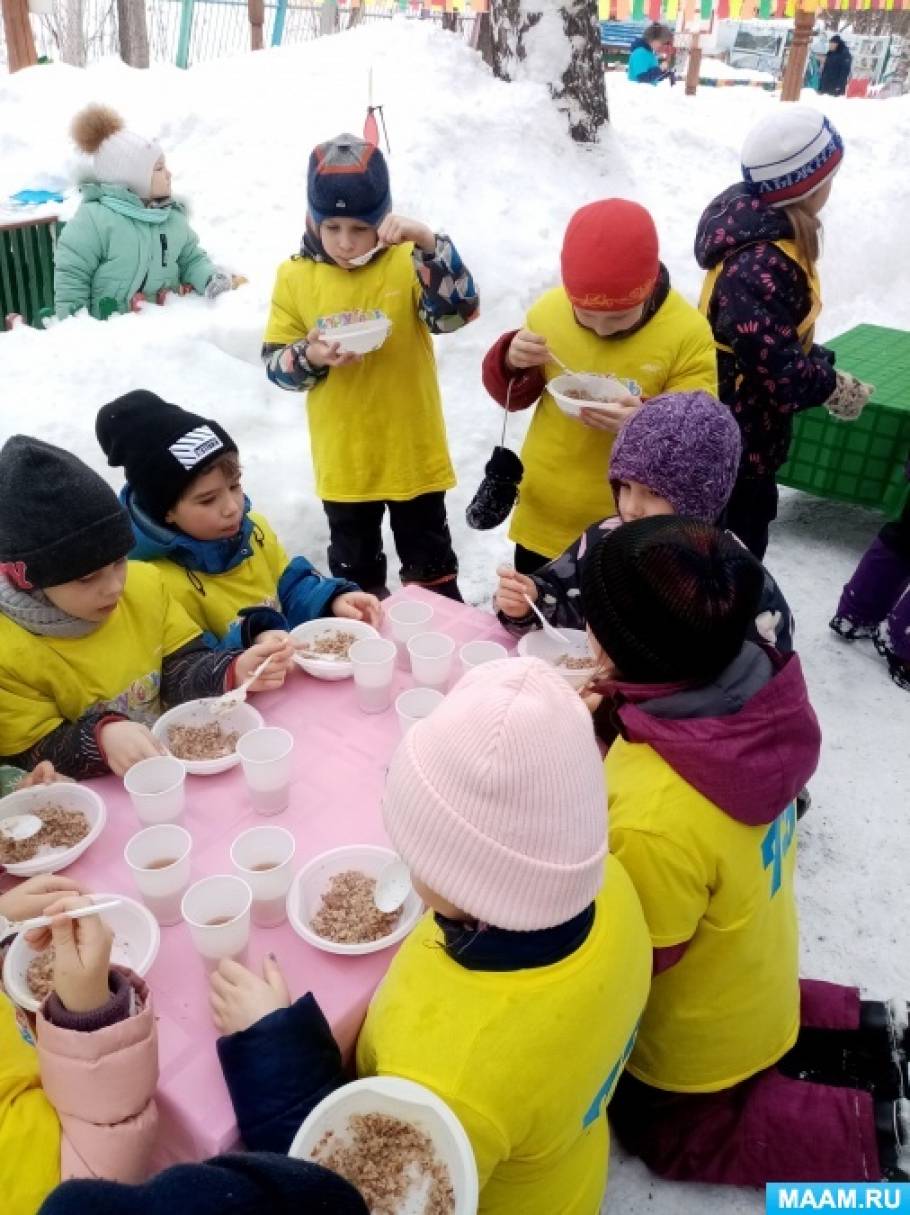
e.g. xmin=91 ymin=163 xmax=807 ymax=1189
xmin=231 ymin=275 xmax=248 ymax=290
xmin=376 ymin=214 xmax=435 ymax=254
xmin=581 ymin=689 xmax=604 ymax=716
xmin=236 ymin=634 xmax=295 ymax=691
xmin=506 ymin=330 xmax=551 ymax=371
xmin=0 ymin=874 xmax=84 ymax=926
xmin=99 ymin=721 xmax=166 ymax=777
xmin=209 ymin=954 xmax=291 ymax=1035
xmin=331 ymin=591 xmax=382 ymax=630
xmin=17 ymin=761 xmax=73 ymax=789
xmin=303 ymin=329 xmax=361 ymax=370
xmin=46 ymin=896 xmax=114 ymax=1014
xmin=495 ymin=564 xmax=538 ymax=619
xmin=578 ymin=393 xmax=642 ymax=433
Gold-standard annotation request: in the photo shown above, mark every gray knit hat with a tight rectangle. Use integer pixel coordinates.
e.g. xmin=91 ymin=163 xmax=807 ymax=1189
xmin=0 ymin=436 xmax=134 ymax=589
xmin=609 ymin=391 xmax=741 ymax=523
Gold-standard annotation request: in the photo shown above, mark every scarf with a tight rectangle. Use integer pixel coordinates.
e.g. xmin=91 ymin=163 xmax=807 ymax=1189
xmin=99 ymin=194 xmax=171 ymax=224
xmin=0 ymin=572 xmax=97 ymax=639
xmin=124 ymin=488 xmax=260 ymax=576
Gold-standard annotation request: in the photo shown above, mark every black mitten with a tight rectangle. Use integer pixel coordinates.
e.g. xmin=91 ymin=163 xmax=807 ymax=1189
xmin=466 ymin=446 xmax=524 ymax=531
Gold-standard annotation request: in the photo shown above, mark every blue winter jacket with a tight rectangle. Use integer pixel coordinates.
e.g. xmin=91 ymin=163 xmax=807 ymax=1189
xmin=628 ymin=40 xmax=664 ymax=83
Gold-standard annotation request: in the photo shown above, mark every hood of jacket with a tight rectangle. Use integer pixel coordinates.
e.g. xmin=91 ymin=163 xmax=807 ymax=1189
xmin=614 ymin=643 xmax=821 ymax=826
xmin=629 ymin=36 xmax=650 ymax=54
xmin=695 ymin=182 xmax=794 ymax=271
xmin=122 ymin=486 xmax=259 ymax=575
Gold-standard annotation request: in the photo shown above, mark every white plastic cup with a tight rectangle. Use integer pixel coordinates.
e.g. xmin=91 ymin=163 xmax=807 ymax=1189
xmin=407 ymin=632 xmax=456 ymax=692
xmin=395 ymin=687 xmax=445 ymax=737
xmin=236 ymin=727 xmax=294 ymax=815
xmin=459 ymin=640 xmax=508 ymax=672
xmin=387 ymin=599 xmax=434 ymax=670
xmin=230 ymin=826 xmax=296 ymax=928
xmin=124 ymin=755 xmax=186 ymax=825
xmin=349 ymin=638 xmax=397 ymax=714
xmin=181 ymin=875 xmax=252 ymax=970
xmin=124 ymin=824 xmax=192 ymax=926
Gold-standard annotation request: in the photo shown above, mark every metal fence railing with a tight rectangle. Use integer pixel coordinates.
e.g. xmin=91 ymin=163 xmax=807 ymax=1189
xmin=2 ymin=0 xmax=477 ymax=70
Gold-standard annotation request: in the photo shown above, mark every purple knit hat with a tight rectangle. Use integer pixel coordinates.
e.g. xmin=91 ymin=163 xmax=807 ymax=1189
xmin=609 ymin=391 xmax=741 ymax=523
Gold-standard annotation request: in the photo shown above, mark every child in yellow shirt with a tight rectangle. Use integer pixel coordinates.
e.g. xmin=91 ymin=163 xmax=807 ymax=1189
xmin=210 ymin=659 xmax=651 ymax=1214
xmin=580 ymin=515 xmax=910 ymax=1184
xmin=0 ymin=437 xmax=290 ymax=778
xmin=96 ymin=390 xmax=379 ymax=648
xmin=262 ymin=133 xmax=478 ymax=601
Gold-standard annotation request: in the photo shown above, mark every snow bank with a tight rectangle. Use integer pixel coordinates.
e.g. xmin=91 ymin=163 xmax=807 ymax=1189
xmin=1 ymin=25 xmax=909 ymax=1211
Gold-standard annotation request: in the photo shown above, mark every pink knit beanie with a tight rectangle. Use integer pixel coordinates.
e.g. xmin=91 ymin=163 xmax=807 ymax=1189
xmin=382 ymin=657 xmax=607 ymax=931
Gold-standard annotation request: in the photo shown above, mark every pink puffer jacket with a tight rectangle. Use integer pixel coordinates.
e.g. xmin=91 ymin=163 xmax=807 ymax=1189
xmin=37 ymin=971 xmax=159 ymax=1183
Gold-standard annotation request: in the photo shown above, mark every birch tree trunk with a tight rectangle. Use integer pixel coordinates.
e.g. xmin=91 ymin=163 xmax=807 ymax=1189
xmin=117 ymin=0 xmax=149 ymax=66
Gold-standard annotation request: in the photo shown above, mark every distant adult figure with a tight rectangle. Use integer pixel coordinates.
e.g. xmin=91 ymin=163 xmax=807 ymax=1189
xmin=819 ymin=34 xmax=852 ymax=95
xmin=628 ymin=23 xmax=675 ymax=85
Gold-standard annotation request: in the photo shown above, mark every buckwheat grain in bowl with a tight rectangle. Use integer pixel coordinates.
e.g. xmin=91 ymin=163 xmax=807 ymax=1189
xmin=26 ymin=948 xmax=55 ymax=1002
xmin=0 ymin=784 xmax=106 ymax=877
xmin=0 ymin=802 xmax=89 ymax=865
xmin=311 ymin=871 xmax=402 ymax=945
xmin=167 ymin=722 xmax=239 ymax=762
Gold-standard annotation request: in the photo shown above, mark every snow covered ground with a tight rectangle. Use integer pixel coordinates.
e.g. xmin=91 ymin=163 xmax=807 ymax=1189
xmin=1 ymin=23 xmax=909 ymax=1212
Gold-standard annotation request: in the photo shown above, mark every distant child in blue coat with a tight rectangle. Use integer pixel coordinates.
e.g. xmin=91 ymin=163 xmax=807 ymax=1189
xmin=96 ymin=391 xmax=380 ymax=649
xmin=627 ymin=24 xmax=675 ymax=85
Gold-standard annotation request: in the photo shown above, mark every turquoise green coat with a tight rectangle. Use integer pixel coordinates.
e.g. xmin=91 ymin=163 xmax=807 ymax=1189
xmin=54 ymin=183 xmax=217 ymax=318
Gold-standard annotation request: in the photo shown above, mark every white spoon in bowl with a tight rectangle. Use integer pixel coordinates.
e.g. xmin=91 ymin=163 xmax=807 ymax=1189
xmin=374 ymin=859 xmax=412 ymax=915
xmin=0 ymin=814 xmax=43 ymax=843
xmin=522 ymin=594 xmax=572 ymax=648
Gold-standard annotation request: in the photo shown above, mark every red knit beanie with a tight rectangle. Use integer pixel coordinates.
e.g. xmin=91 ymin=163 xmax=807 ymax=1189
xmin=561 ymin=199 xmax=660 ymax=312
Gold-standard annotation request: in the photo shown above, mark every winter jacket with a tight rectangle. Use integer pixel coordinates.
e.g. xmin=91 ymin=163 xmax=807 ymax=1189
xmin=606 ymin=644 xmax=822 ymax=1093
xmin=1 ymin=969 xmax=158 ymax=1215
xmin=54 ymin=183 xmax=217 ymax=319
xmin=695 ymin=184 xmax=837 ymax=479
xmin=499 ymin=514 xmax=795 ymax=654
xmin=627 ymin=40 xmax=665 ymax=84
xmin=819 ymin=43 xmax=852 ymax=96
xmin=262 ymin=233 xmax=477 ymax=503
xmin=482 ymin=272 xmax=717 ymax=559
xmin=39 ymin=1153 xmax=369 ymax=1215
xmin=0 ymin=562 xmax=238 ymax=778
xmin=123 ymin=490 xmax=357 ymax=649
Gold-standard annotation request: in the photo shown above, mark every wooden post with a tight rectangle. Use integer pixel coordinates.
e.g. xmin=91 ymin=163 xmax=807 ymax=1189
xmin=1 ymin=0 xmax=38 ymax=72
xmin=685 ymin=32 xmax=702 ymax=95
xmin=781 ymin=7 xmax=814 ymax=101
xmin=117 ymin=0 xmax=150 ymax=67
xmin=248 ymin=0 xmax=264 ymax=49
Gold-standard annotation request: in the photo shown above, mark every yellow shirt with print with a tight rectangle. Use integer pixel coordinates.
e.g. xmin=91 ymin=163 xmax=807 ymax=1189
xmin=356 ymin=857 xmax=651 ymax=1215
xmin=146 ymin=512 xmax=287 ymax=642
xmin=0 ymin=994 xmax=61 ymax=1215
xmin=511 ymin=287 xmax=717 ymax=559
xmin=0 ymin=562 xmax=200 ymax=756
xmin=606 ymin=739 xmax=800 ymax=1093
xmin=263 ymin=245 xmax=456 ymax=503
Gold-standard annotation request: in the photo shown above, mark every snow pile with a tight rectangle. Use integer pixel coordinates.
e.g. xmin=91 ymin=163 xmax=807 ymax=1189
xmin=1 ymin=24 xmax=909 ymax=1212
xmin=699 ymin=56 xmax=776 ymax=83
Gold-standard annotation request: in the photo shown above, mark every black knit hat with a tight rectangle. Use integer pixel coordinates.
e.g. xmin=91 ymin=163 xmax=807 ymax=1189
xmin=96 ymin=390 xmax=238 ymax=522
xmin=0 ymin=435 xmax=134 ymax=590
xmin=581 ymin=515 xmax=764 ymax=684
xmin=38 ymin=1153 xmax=369 ymax=1215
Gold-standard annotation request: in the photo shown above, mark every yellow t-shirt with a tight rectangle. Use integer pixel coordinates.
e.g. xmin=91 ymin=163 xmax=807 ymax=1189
xmin=0 ymin=562 xmax=200 ymax=756
xmin=607 ymin=739 xmax=800 ymax=1093
xmin=145 ymin=512 xmax=287 ymax=641
xmin=0 ymin=994 xmax=61 ymax=1215
xmin=263 ymin=246 xmax=456 ymax=503
xmin=356 ymin=858 xmax=651 ymax=1215
xmin=511 ymin=287 xmax=717 ymax=559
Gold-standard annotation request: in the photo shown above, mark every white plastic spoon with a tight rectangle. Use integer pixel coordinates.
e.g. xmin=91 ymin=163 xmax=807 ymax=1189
xmin=207 ymin=654 xmax=273 ymax=716
xmin=522 ymin=593 xmax=572 ymax=647
xmin=374 ymin=859 xmax=412 ymax=915
xmin=14 ymin=899 xmax=123 ymax=934
xmin=0 ymin=814 xmax=43 ymax=842
xmin=347 ymin=244 xmax=385 ymax=267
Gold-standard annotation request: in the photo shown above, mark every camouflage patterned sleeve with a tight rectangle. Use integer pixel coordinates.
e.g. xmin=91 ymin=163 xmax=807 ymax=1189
xmin=413 ymin=234 xmax=479 ymax=335
xmin=262 ymin=341 xmax=329 ymax=392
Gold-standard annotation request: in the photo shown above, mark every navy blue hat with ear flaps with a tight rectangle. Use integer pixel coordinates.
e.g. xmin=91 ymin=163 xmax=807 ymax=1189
xmin=307 ymin=133 xmax=391 ymax=228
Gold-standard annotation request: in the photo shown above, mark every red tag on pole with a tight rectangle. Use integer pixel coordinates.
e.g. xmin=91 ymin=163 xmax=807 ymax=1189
xmin=363 ymin=110 xmax=379 ymax=147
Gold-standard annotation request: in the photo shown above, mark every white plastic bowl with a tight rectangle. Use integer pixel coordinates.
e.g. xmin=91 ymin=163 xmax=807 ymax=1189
xmin=0 ymin=783 xmax=106 ymax=877
xmin=287 ymin=844 xmax=424 ymax=957
xmin=2 ymin=892 xmax=160 ymax=1014
xmin=290 ymin=619 xmax=381 ymax=681
xmin=289 ymin=1076 xmax=479 ymax=1215
xmin=549 ymin=372 xmax=641 ymax=418
xmin=152 ymin=699 xmax=263 ymax=775
xmin=319 ymin=314 xmax=392 ymax=355
xmin=517 ymin=628 xmax=598 ymax=690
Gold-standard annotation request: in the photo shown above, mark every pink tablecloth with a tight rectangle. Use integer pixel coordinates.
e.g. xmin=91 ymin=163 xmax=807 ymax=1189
xmin=32 ymin=588 xmax=511 ymax=1168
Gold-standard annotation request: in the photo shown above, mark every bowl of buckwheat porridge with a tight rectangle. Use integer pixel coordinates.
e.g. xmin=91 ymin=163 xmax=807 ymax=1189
xmin=290 ymin=619 xmax=381 ymax=681
xmin=289 ymin=1076 xmax=479 ymax=1215
xmin=152 ymin=699 xmax=264 ymax=775
xmin=0 ymin=783 xmax=106 ymax=877
xmin=287 ymin=844 xmax=424 ymax=957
